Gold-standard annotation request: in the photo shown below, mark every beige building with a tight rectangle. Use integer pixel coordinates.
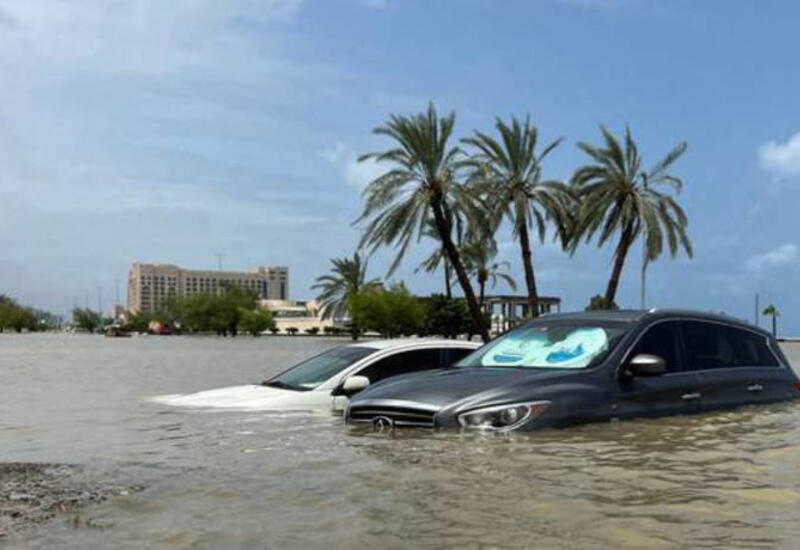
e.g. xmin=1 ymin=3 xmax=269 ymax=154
xmin=127 ymin=263 xmax=289 ymax=314
xmin=260 ymin=299 xmax=332 ymax=333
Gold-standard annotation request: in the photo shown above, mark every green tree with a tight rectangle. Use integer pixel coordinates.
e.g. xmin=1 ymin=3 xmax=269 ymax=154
xmin=124 ymin=310 xmax=152 ymax=333
xmin=762 ymin=304 xmax=779 ymax=337
xmin=72 ymin=308 xmax=102 ymax=333
xmin=355 ymin=103 xmax=490 ymax=342
xmin=422 ymin=294 xmax=470 ymax=339
xmin=350 ymin=283 xmax=425 ymax=338
xmin=178 ymin=285 xmax=257 ymax=336
xmin=585 ymin=294 xmax=619 ymax=311
xmin=461 ymin=238 xmax=517 ymax=309
xmin=238 ymin=307 xmax=276 ymax=336
xmin=312 ymin=253 xmax=380 ymax=340
xmin=571 ymin=126 xmax=692 ymax=305
xmin=463 ymin=116 xmax=571 ymax=317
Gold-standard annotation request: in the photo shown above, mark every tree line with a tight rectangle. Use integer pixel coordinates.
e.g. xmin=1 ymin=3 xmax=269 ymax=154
xmin=316 ymin=103 xmax=693 ymax=342
xmin=0 ymin=295 xmax=62 ymax=333
xmin=68 ymin=285 xmax=276 ymax=336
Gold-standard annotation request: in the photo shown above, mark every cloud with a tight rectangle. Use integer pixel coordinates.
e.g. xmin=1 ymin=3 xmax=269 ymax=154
xmin=758 ymin=132 xmax=800 ymax=181
xmin=746 ymin=243 xmax=799 ymax=273
xmin=319 ymin=142 xmax=386 ymax=189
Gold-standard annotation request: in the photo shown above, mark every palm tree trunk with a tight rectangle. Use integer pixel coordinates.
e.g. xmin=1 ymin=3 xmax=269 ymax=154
xmin=430 ymin=198 xmax=490 ymax=343
xmin=772 ymin=314 xmax=777 ymax=337
xmin=444 ymin=260 xmax=452 ymax=298
xmin=517 ymin=221 xmax=539 ymax=318
xmin=479 ymin=279 xmax=486 ymax=310
xmin=604 ymin=225 xmax=635 ymax=306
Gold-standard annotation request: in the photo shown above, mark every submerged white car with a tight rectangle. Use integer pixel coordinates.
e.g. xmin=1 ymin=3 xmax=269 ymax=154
xmin=151 ymin=339 xmax=480 ymax=413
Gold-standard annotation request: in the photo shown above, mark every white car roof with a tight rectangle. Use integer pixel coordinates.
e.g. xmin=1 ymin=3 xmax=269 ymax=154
xmin=349 ymin=338 xmax=480 ymax=351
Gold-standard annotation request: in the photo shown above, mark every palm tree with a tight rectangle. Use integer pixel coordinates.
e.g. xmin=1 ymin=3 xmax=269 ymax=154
xmin=463 ymin=116 xmax=572 ymax=318
xmin=571 ymin=126 xmax=692 ymax=306
xmin=415 ymin=215 xmax=464 ymax=298
xmin=461 ymin=239 xmax=517 ymax=309
xmin=312 ymin=253 xmax=380 ymax=340
xmin=762 ymin=304 xmax=779 ymax=337
xmin=355 ymin=103 xmax=490 ymax=342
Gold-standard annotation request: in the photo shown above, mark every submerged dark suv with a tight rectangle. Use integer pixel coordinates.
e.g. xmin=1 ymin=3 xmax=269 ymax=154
xmin=345 ymin=310 xmax=800 ymax=432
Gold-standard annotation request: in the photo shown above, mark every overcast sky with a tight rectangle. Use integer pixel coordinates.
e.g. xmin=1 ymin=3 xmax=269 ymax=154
xmin=1 ymin=0 xmax=799 ymax=333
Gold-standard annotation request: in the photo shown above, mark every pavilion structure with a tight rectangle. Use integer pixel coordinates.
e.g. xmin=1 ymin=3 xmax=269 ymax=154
xmin=482 ymin=294 xmax=562 ymax=334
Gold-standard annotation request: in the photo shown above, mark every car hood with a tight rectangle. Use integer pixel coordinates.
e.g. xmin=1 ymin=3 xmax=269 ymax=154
xmin=353 ymin=367 xmax=574 ymax=410
xmin=148 ymin=384 xmax=317 ymax=411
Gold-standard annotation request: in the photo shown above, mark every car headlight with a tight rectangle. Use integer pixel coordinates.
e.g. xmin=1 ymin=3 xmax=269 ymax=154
xmin=457 ymin=401 xmax=551 ymax=432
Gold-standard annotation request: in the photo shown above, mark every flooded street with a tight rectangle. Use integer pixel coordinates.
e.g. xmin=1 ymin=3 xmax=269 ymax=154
xmin=2 ymin=334 xmax=800 ymax=549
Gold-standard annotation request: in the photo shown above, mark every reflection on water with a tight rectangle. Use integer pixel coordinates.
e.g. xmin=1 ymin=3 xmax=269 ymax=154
xmin=2 ymin=334 xmax=799 ymax=549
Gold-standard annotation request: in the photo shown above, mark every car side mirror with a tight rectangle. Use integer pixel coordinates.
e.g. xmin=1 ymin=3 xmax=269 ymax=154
xmin=625 ymin=354 xmax=667 ymax=377
xmin=331 ymin=375 xmax=370 ymax=397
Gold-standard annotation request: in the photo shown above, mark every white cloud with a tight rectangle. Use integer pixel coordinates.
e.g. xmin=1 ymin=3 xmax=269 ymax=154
xmin=319 ymin=142 xmax=385 ymax=189
xmin=758 ymin=132 xmax=800 ymax=181
xmin=746 ymin=243 xmax=799 ymax=273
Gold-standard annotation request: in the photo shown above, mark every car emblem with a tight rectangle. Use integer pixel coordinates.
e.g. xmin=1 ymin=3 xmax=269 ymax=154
xmin=372 ymin=416 xmax=394 ymax=430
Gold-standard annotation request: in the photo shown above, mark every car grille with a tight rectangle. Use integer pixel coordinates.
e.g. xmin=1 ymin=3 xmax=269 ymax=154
xmin=348 ymin=405 xmax=436 ymax=428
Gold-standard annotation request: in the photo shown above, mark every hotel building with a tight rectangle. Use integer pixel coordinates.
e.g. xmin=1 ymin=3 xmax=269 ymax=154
xmin=127 ymin=263 xmax=289 ymax=314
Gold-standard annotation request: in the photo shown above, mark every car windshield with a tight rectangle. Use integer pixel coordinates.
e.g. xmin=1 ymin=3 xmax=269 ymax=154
xmin=457 ymin=321 xmax=631 ymax=369
xmin=264 ymin=346 xmax=378 ymax=391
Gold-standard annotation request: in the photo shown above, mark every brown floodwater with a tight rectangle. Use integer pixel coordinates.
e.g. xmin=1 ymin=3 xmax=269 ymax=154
xmin=2 ymin=334 xmax=799 ymax=549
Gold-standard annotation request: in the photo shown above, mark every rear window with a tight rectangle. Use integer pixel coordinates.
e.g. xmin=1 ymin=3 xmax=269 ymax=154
xmin=681 ymin=321 xmax=780 ymax=369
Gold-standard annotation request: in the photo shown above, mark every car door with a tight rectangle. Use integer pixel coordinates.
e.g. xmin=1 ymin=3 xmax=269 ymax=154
xmin=680 ymin=321 xmax=773 ymax=412
xmin=330 ymin=348 xmax=446 ymax=411
xmin=729 ymin=328 xmax=789 ymax=405
xmin=683 ymin=321 xmax=787 ymax=409
xmin=614 ymin=321 xmax=703 ymax=419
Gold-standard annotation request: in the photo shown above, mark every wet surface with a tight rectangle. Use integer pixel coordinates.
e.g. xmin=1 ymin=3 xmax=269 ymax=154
xmin=2 ymin=334 xmax=799 ymax=549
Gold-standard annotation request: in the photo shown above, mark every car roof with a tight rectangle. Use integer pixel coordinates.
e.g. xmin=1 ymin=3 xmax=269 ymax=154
xmin=349 ymin=338 xmax=481 ymax=351
xmin=539 ymin=309 xmax=770 ymax=335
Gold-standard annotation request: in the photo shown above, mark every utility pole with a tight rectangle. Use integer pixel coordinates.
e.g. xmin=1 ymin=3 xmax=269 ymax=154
xmin=755 ymin=293 xmax=760 ymax=327
xmin=97 ymin=286 xmax=102 ymax=316
xmin=216 ymin=253 xmax=225 ymax=272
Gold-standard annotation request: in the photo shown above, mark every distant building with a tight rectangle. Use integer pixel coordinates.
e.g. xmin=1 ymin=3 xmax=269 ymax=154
xmin=260 ymin=299 xmax=332 ymax=333
xmin=127 ymin=263 xmax=289 ymax=314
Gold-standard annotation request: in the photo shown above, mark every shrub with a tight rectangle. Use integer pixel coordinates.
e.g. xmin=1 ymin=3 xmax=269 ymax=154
xmin=238 ymin=308 xmax=276 ymax=336
xmin=285 ymin=327 xmax=299 ymax=335
xmin=305 ymin=327 xmax=320 ymax=335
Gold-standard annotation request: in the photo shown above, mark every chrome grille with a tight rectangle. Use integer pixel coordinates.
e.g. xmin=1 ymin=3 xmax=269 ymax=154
xmin=348 ymin=405 xmax=436 ymax=427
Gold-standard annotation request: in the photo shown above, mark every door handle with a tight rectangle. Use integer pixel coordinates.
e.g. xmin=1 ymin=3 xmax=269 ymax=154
xmin=681 ymin=392 xmax=701 ymax=401
xmin=747 ymin=384 xmax=764 ymax=392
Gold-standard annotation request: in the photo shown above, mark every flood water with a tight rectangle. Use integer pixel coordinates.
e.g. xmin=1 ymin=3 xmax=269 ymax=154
xmin=2 ymin=334 xmax=800 ymax=549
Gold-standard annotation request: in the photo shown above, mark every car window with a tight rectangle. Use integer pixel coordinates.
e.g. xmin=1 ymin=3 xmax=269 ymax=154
xmin=265 ymin=346 xmax=378 ymax=390
xmin=447 ymin=347 xmax=475 ymax=365
xmin=681 ymin=321 xmax=780 ymax=369
xmin=629 ymin=322 xmax=684 ymax=373
xmin=733 ymin=330 xmax=779 ymax=366
xmin=356 ymin=349 xmax=443 ymax=384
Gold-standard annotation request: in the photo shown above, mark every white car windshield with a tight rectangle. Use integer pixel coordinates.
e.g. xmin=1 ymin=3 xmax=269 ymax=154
xmin=457 ymin=322 xmax=630 ymax=369
xmin=264 ymin=346 xmax=378 ymax=391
